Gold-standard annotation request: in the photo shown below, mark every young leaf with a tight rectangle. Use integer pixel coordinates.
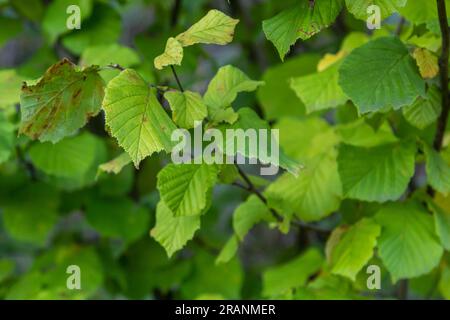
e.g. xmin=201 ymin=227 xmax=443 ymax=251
xmin=151 ymin=200 xmax=201 ymax=258
xmin=330 ymin=218 xmax=381 ymax=281
xmin=339 ymin=37 xmax=425 ymax=113
xmin=157 ymin=163 xmax=218 ymax=217
xmin=402 ymin=86 xmax=441 ymax=130
xmin=175 ymin=9 xmax=239 ymax=46
xmin=375 ymin=202 xmax=443 ymax=282
xmin=102 ymin=69 xmax=177 ymax=167
xmin=337 ymin=142 xmax=416 ymax=202
xmin=154 ymin=37 xmax=183 ymax=70
xmin=164 ymin=90 xmax=207 ymax=129
xmin=423 ymin=143 xmax=450 ymax=195
xmin=290 ymin=62 xmax=347 ymax=114
xmin=263 ymin=0 xmax=344 ymax=60
xmin=345 ymin=0 xmax=407 ymax=21
xmin=19 ymin=59 xmax=104 ymax=143
xmin=204 ymin=65 xmax=264 ymax=124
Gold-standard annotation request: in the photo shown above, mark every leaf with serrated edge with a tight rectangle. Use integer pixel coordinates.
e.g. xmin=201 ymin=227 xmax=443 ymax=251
xmin=339 ymin=37 xmax=425 ymax=113
xmin=102 ymin=69 xmax=177 ymax=167
xmin=375 ymin=201 xmax=443 ymax=282
xmin=176 ymin=9 xmax=239 ymax=46
xmin=330 ymin=218 xmax=381 ymax=281
xmin=20 ymin=59 xmax=104 ymax=143
xmin=157 ymin=163 xmax=218 ymax=217
xmin=337 ymin=142 xmax=416 ymax=202
xmin=164 ymin=90 xmax=207 ymax=129
xmin=403 ymin=86 xmax=441 ymax=130
xmin=151 ymin=200 xmax=200 ymax=257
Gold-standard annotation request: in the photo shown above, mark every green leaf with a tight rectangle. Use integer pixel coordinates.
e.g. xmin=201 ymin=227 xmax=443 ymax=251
xmin=402 ymin=86 xmax=441 ymax=130
xmin=61 ymin=3 xmax=121 ymax=55
xmin=232 ymin=195 xmax=273 ymax=241
xmin=219 ymin=108 xmax=301 ymax=176
xmin=86 ymin=197 xmax=149 ymax=243
xmin=175 ymin=9 xmax=239 ymax=46
xmin=263 ymin=0 xmax=344 ymax=60
xmin=2 ymin=183 xmax=59 ymax=245
xmin=262 ymin=248 xmax=324 ymax=297
xmin=336 ymin=120 xmax=398 ymax=147
xmin=427 ymin=195 xmax=450 ymax=251
xmin=151 ymin=200 xmax=200 ymax=258
xmin=266 ymin=118 xmax=341 ymax=221
xmin=399 ymin=0 xmax=438 ymax=25
xmin=42 ymin=0 xmax=93 ymax=43
xmin=257 ymin=54 xmax=321 ymax=120
xmin=290 ymin=62 xmax=347 ymax=114
xmin=266 ymin=149 xmax=342 ymax=222
xmin=19 ymin=59 xmax=104 ymax=143
xmin=0 ymin=69 xmax=24 ymax=108
xmin=102 ymin=69 xmax=177 ymax=167
xmin=337 ymin=142 xmax=416 ymax=202
xmin=164 ymin=90 xmax=207 ymax=129
xmin=98 ymin=152 xmax=132 ymax=175
xmin=339 ymin=37 xmax=425 ymax=113
xmin=375 ymin=201 xmax=443 ymax=282
xmin=330 ymin=218 xmax=381 ymax=281
xmin=154 ymin=37 xmax=184 ymax=70
xmin=157 ymin=163 xmax=218 ymax=217
xmin=439 ymin=266 xmax=450 ymax=299
xmin=345 ymin=0 xmax=407 ymax=20
xmin=0 ymin=113 xmax=15 ymax=164
xmin=215 ymin=235 xmax=239 ymax=265
xmin=423 ymin=143 xmax=450 ymax=195
xmin=204 ymin=65 xmax=264 ymax=124
xmin=29 ymin=132 xmax=100 ymax=178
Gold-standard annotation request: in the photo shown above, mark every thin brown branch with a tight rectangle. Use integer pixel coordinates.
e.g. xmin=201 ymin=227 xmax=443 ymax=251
xmin=233 ymin=164 xmax=331 ymax=235
xmin=170 ymin=65 xmax=184 ymax=92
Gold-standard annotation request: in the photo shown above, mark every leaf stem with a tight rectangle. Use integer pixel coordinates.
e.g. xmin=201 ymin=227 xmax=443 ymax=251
xmin=170 ymin=65 xmax=184 ymax=92
xmin=434 ymin=0 xmax=450 ymax=152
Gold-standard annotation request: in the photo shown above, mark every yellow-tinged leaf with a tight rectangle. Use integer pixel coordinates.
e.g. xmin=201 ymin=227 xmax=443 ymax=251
xmin=317 ymin=50 xmax=347 ymax=72
xmin=413 ymin=48 xmax=439 ymax=79
xmin=154 ymin=37 xmax=183 ymax=70
xmin=175 ymin=9 xmax=239 ymax=46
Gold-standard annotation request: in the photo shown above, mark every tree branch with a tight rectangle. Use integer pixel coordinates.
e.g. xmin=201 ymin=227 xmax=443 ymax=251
xmin=234 ymin=164 xmax=331 ymax=235
xmin=434 ymin=0 xmax=450 ymax=151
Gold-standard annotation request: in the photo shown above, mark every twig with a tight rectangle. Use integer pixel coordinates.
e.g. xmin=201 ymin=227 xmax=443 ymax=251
xmin=434 ymin=0 xmax=450 ymax=152
xmin=233 ymin=163 xmax=331 ymax=235
xmin=104 ymin=63 xmax=125 ymax=71
xmin=170 ymin=65 xmax=184 ymax=92
xmin=171 ymin=0 xmax=182 ymax=29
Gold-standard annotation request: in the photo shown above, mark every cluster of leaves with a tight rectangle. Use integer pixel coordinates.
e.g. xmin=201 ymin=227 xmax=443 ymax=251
xmin=0 ymin=0 xmax=450 ymax=300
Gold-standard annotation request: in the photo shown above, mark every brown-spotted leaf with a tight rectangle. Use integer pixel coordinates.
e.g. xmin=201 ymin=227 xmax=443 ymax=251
xmin=19 ymin=59 xmax=105 ymax=143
